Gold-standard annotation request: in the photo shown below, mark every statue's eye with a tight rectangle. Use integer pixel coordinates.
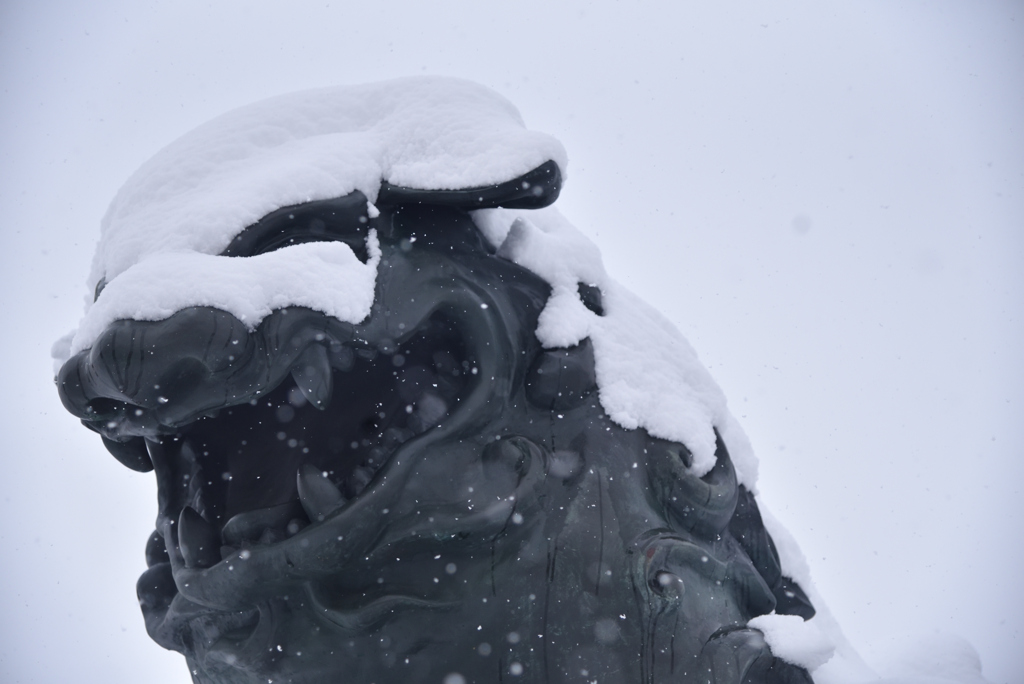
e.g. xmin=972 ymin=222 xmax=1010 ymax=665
xmin=221 ymin=193 xmax=373 ymax=262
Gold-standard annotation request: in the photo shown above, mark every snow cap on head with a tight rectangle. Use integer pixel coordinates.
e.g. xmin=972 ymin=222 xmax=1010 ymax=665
xmin=65 ymin=76 xmax=757 ymax=484
xmin=90 ymin=76 xmax=567 ymax=289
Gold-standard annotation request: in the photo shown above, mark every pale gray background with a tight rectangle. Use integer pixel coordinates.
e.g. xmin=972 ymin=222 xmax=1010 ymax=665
xmin=1 ymin=2 xmax=1021 ymax=682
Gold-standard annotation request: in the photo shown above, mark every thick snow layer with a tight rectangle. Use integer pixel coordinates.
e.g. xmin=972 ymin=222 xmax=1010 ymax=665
xmin=474 ymin=207 xmax=758 ymax=481
xmin=748 ymin=613 xmax=835 ymax=671
xmin=70 ymin=235 xmax=380 ymax=356
xmin=89 ymin=76 xmax=567 ymax=292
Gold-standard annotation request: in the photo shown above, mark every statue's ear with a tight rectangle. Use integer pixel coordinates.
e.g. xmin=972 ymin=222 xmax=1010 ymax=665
xmin=375 ymin=160 xmax=561 ymax=210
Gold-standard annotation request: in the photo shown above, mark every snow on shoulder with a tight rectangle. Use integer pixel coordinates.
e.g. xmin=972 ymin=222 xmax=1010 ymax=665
xmin=473 ymin=206 xmax=757 ymax=482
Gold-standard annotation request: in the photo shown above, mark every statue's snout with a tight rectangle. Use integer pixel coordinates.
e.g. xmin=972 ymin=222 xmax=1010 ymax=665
xmin=58 ymin=307 xmax=256 ymax=439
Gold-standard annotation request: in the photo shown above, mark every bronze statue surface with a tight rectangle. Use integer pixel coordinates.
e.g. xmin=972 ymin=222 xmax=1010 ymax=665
xmin=56 ymin=78 xmax=817 ymax=684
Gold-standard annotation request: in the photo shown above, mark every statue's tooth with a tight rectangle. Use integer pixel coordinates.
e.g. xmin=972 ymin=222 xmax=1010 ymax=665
xmin=291 ymin=345 xmax=332 ymax=410
xmin=177 ymin=506 xmax=220 ymax=569
xmin=147 ymin=438 xmax=181 ymax=520
xmin=145 ymin=437 xmax=177 ymax=465
xmin=221 ymin=500 xmax=303 ymax=546
xmin=101 ymin=435 xmax=153 ymax=472
xmin=296 ymin=464 xmax=346 ymax=522
xmin=350 ymin=465 xmax=374 ymax=495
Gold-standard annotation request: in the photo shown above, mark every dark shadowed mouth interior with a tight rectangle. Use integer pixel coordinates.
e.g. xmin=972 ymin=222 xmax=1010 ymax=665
xmin=143 ymin=310 xmax=476 ymax=568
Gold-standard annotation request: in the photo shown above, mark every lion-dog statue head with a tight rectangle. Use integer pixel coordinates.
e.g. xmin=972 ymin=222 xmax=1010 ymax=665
xmin=55 ymin=78 xmax=818 ymax=684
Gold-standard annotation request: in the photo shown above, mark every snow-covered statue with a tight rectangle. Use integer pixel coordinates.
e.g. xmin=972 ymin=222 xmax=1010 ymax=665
xmin=55 ymin=78 xmax=832 ymax=683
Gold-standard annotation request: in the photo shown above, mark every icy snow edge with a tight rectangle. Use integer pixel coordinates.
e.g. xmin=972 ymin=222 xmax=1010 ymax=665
xmin=71 ymin=234 xmax=381 ymax=359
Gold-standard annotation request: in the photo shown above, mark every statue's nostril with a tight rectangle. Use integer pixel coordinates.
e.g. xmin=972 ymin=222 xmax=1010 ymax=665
xmin=85 ymin=397 xmax=123 ymax=419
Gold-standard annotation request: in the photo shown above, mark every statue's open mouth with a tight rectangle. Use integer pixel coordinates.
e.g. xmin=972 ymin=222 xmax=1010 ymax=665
xmin=58 ymin=298 xmax=488 ymax=638
xmin=173 ymin=309 xmax=473 ymax=530
xmin=55 ymin=198 xmax=550 ymax=659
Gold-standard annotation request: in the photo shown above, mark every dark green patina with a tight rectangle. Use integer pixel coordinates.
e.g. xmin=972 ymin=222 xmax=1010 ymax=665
xmin=58 ymin=165 xmax=814 ymax=683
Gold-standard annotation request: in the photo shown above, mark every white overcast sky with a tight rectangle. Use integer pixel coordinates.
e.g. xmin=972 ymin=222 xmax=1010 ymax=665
xmin=1 ymin=2 xmax=1021 ymax=683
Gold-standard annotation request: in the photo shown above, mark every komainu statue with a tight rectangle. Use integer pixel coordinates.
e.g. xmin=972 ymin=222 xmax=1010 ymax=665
xmin=55 ymin=77 xmax=826 ymax=683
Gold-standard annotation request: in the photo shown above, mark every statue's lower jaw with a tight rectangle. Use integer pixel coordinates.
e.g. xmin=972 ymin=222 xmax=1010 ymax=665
xmin=139 ymin=421 xmax=803 ymax=684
